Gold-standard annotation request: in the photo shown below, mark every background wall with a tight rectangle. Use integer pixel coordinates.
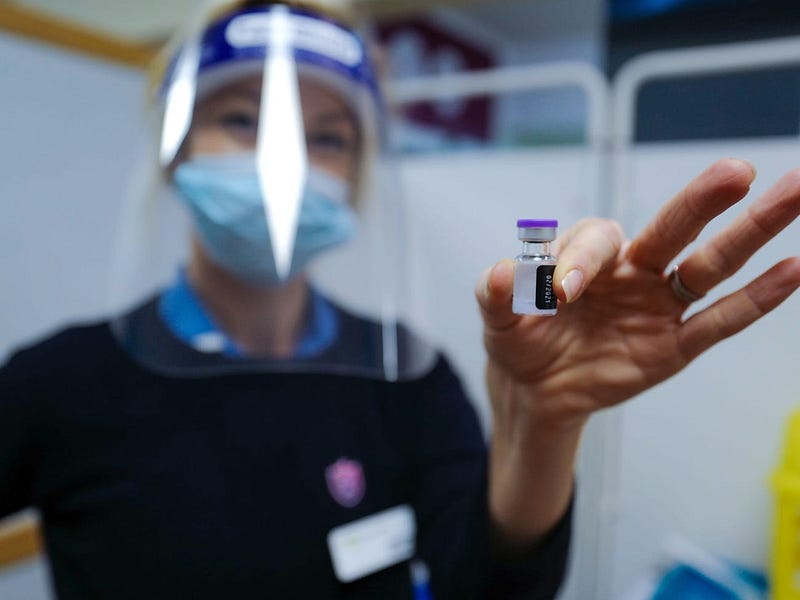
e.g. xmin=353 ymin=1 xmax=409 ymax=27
xmin=0 ymin=34 xmax=146 ymax=361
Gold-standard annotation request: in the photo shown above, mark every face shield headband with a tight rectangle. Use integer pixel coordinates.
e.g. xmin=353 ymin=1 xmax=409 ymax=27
xmin=159 ymin=3 xmax=382 ymax=280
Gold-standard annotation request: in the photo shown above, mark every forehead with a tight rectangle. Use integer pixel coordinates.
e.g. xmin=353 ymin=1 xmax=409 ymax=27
xmin=197 ymin=74 xmax=355 ymax=123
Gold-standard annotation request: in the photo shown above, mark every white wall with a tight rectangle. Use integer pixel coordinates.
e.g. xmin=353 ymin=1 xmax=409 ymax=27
xmin=0 ymin=560 xmax=51 ymax=600
xmin=0 ymin=33 xmax=146 ymax=361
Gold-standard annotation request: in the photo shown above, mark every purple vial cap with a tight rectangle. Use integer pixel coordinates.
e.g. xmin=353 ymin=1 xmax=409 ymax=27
xmin=517 ymin=219 xmax=558 ymax=228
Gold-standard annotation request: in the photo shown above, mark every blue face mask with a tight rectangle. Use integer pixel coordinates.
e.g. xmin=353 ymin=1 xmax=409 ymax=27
xmin=173 ymin=155 xmax=358 ymax=285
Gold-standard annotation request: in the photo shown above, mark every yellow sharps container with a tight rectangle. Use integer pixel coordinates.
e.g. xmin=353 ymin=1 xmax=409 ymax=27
xmin=771 ymin=409 xmax=800 ymax=600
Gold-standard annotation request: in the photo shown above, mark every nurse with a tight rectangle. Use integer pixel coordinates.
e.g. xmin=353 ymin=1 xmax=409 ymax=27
xmin=2 ymin=2 xmax=571 ymax=597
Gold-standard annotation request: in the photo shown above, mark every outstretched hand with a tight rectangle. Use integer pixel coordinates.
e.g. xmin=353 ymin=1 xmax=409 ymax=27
xmin=477 ymin=158 xmax=800 ymax=427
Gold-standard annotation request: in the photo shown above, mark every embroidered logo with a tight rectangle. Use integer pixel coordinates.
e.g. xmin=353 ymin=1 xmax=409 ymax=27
xmin=326 ymin=458 xmax=365 ymax=508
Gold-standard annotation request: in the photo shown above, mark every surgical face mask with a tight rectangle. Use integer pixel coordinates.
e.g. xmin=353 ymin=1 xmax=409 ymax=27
xmin=173 ymin=154 xmax=358 ymax=285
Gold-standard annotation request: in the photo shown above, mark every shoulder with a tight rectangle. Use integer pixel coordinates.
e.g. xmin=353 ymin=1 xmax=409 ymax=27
xmin=1 ymin=320 xmax=121 ymax=382
xmin=0 ymin=321 xmax=126 ymax=424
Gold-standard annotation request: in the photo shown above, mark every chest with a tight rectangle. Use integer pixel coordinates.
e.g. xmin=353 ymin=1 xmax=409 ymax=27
xmin=33 ymin=374 xmax=416 ymax=585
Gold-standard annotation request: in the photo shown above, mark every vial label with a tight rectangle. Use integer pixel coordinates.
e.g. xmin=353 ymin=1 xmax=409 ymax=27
xmin=512 ymin=260 xmax=558 ymax=316
xmin=536 ymin=265 xmax=557 ymax=310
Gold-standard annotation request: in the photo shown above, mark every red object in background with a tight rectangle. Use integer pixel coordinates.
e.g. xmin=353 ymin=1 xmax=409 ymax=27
xmin=377 ymin=18 xmax=495 ymax=141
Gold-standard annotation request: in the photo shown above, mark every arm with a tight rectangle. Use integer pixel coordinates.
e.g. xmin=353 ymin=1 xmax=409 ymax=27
xmin=0 ymin=354 xmax=37 ymax=520
xmin=410 ymin=358 xmax=571 ymax=600
xmin=478 ymin=159 xmax=800 ymax=544
xmin=487 ymin=363 xmax=581 ymax=547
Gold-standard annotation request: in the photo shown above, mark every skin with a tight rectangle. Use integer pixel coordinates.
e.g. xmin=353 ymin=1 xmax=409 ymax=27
xmin=181 ymin=76 xmax=800 ymax=551
xmin=183 ymin=76 xmax=359 ymax=358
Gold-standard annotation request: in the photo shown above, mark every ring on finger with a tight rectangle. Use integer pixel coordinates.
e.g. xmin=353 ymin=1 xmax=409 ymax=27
xmin=668 ymin=265 xmax=705 ymax=303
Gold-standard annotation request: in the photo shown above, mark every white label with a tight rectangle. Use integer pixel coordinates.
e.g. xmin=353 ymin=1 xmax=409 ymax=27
xmin=327 ymin=505 xmax=416 ymax=583
xmin=226 ymin=13 xmax=363 ymax=67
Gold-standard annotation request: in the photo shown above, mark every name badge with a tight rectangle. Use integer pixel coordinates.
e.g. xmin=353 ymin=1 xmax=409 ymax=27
xmin=327 ymin=505 xmax=417 ymax=583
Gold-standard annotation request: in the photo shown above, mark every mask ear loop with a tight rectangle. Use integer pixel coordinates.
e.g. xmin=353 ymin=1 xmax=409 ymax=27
xmin=257 ymin=6 xmax=309 ymax=281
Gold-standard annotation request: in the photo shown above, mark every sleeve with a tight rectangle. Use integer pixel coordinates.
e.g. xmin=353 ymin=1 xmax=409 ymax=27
xmin=0 ymin=352 xmax=38 ymax=518
xmin=409 ymin=357 xmax=572 ymax=600
xmin=486 ymin=494 xmax=573 ymax=600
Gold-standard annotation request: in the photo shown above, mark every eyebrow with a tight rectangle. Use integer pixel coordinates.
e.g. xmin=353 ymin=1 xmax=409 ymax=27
xmin=214 ymin=87 xmax=262 ymax=105
xmin=310 ymin=109 xmax=356 ymax=129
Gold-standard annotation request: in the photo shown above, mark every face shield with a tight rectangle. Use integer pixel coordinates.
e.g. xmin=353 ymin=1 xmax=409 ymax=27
xmin=110 ymin=1 xmax=436 ymax=380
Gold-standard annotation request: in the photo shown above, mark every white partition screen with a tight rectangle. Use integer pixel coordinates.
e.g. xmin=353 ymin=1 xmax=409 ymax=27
xmin=608 ymin=35 xmax=800 ymax=598
xmin=389 ymin=63 xmax=613 ymax=600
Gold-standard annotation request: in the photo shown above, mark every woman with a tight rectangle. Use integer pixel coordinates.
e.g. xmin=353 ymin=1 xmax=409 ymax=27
xmin=2 ymin=1 xmax=800 ymax=599
xmin=3 ymin=2 xmax=569 ymax=597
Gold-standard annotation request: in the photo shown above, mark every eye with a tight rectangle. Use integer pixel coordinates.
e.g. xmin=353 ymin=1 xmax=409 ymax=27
xmin=217 ymin=111 xmax=259 ymax=134
xmin=307 ymin=131 xmax=357 ymax=154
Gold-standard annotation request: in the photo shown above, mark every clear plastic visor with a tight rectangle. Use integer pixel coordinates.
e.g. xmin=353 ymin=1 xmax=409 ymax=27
xmin=110 ymin=5 xmax=436 ymax=381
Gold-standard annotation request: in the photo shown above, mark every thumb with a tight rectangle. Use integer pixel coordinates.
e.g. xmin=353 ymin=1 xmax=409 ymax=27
xmin=475 ymin=259 xmax=521 ymax=331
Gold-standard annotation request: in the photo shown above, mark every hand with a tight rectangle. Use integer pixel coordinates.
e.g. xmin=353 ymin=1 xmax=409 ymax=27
xmin=477 ymin=158 xmax=800 ymax=428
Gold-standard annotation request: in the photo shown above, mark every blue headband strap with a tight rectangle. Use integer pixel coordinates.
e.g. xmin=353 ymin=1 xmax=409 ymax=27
xmin=173 ymin=6 xmax=379 ymax=97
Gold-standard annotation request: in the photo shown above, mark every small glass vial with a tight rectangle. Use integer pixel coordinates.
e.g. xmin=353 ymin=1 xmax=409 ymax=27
xmin=512 ymin=219 xmax=558 ymax=316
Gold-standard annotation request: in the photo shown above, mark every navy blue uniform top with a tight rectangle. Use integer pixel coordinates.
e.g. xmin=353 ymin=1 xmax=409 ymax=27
xmin=0 ymin=306 xmax=572 ymax=598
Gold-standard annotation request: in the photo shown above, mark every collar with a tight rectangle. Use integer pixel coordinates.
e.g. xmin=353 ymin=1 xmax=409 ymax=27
xmin=158 ymin=269 xmax=338 ymax=358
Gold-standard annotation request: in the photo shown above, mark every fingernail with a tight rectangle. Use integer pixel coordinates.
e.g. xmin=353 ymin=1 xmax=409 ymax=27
xmin=561 ymin=270 xmax=584 ymax=303
xmin=481 ymin=266 xmax=493 ymax=297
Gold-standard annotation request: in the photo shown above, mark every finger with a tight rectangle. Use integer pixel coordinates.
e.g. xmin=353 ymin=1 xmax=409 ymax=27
xmin=677 ymin=257 xmax=800 ymax=363
xmin=552 ymin=218 xmax=625 ymax=303
xmin=627 ymin=158 xmax=756 ymax=273
xmin=475 ymin=259 xmax=520 ymax=331
xmin=671 ymin=168 xmax=800 ymax=298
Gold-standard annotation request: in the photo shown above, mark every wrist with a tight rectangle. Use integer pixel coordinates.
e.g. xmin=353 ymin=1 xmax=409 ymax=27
xmin=488 ymin=429 xmax=578 ymax=542
xmin=487 ymin=362 xmax=591 ymax=436
xmin=486 ymin=362 xmax=587 ymax=541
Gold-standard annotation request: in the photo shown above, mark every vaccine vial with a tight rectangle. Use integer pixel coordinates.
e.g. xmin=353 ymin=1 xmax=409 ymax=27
xmin=512 ymin=219 xmax=558 ymax=316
